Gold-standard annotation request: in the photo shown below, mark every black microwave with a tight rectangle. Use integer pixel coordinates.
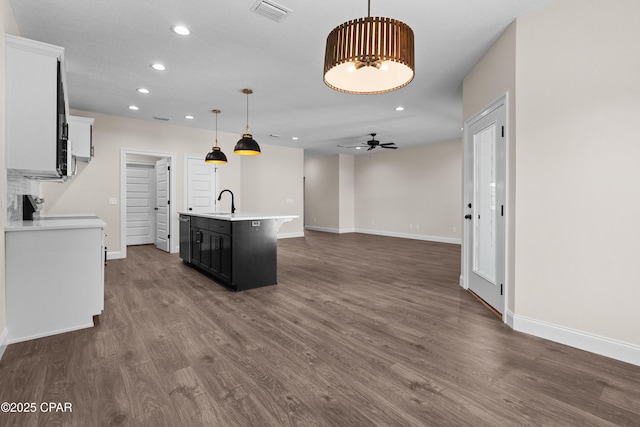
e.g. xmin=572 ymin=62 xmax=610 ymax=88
xmin=56 ymin=60 xmax=69 ymax=177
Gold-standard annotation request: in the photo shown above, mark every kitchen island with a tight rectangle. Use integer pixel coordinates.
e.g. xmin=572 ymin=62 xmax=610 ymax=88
xmin=179 ymin=212 xmax=297 ymax=291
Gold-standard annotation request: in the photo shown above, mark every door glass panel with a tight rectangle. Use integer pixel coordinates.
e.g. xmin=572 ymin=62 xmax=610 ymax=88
xmin=473 ymin=124 xmax=496 ymax=284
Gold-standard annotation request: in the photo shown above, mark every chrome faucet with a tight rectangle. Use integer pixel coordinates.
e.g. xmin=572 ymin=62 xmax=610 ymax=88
xmin=217 ymin=189 xmax=235 ymax=213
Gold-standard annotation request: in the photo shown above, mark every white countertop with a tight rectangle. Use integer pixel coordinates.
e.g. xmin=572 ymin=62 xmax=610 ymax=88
xmin=6 ymin=214 xmax=106 ymax=232
xmin=179 ymin=211 xmax=298 ymax=222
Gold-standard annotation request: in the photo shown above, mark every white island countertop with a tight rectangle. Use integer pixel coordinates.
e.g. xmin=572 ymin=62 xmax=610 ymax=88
xmin=6 ymin=214 xmax=106 ymax=232
xmin=179 ymin=211 xmax=298 ymax=222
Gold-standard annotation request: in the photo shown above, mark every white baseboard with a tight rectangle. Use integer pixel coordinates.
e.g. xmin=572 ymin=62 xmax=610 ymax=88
xmin=512 ymin=313 xmax=640 ymax=367
xmin=304 ymin=226 xmax=462 ymax=244
xmin=107 ymin=250 xmax=124 ymax=260
xmin=304 ymin=226 xmax=354 ymax=234
xmin=459 ymin=275 xmax=466 ymax=289
xmin=354 ymin=228 xmax=462 ymax=245
xmin=278 ymin=231 xmax=305 ymax=239
xmin=6 ymin=322 xmax=94 ymax=346
xmin=505 ymin=309 xmax=515 ymax=329
xmin=0 ymin=328 xmax=8 ymax=361
xmin=305 ymin=225 xmax=340 ymax=233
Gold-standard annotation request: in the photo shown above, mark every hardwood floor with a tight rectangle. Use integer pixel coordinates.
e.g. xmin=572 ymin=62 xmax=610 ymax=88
xmin=1 ymin=231 xmax=639 ymax=426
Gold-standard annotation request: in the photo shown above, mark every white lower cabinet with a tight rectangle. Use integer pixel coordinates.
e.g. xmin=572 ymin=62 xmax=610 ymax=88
xmin=5 ymin=225 xmax=105 ymax=344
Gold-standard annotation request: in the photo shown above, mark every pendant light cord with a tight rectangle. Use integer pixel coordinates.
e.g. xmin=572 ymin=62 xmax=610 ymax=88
xmin=246 ymin=92 xmax=249 ymax=132
xmin=215 ymin=111 xmax=218 ymax=147
xmin=367 ymin=0 xmax=371 ymax=17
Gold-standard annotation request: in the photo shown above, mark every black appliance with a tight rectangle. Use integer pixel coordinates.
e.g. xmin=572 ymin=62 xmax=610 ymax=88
xmin=23 ymin=195 xmax=39 ymax=220
xmin=56 ymin=60 xmax=69 ymax=177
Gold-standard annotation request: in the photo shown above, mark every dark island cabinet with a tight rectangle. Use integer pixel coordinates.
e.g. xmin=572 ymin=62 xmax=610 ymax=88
xmin=181 ymin=215 xmax=277 ymax=291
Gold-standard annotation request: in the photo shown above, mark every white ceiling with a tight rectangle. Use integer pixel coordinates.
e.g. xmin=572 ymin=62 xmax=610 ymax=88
xmin=9 ymin=0 xmax=553 ymax=157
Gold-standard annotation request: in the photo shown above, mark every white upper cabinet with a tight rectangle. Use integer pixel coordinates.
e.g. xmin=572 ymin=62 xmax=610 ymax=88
xmin=68 ymin=115 xmax=94 ymax=162
xmin=5 ymin=35 xmax=70 ymax=179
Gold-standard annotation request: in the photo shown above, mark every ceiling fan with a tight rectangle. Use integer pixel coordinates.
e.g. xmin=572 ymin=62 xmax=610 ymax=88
xmin=338 ymin=133 xmax=398 ymax=151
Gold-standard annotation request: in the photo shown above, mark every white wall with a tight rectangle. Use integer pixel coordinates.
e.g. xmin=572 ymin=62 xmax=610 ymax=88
xmin=304 ymin=155 xmax=340 ymax=231
xmin=514 ymin=0 xmax=640 ymax=347
xmin=354 ymin=140 xmax=463 ymax=243
xmin=463 ymin=22 xmax=517 ymax=308
xmin=1 ymin=0 xmax=20 ymax=355
xmin=338 ymin=154 xmax=355 ymax=232
xmin=305 ymin=142 xmax=463 ymax=242
xmin=240 ymin=144 xmax=304 ymax=238
xmin=463 ymin=0 xmax=640 ymax=364
xmin=42 ymin=111 xmax=304 ymax=255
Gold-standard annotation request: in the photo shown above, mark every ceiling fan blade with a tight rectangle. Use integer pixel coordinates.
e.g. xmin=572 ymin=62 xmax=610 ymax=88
xmin=367 ymin=146 xmax=375 ymax=151
xmin=338 ymin=144 xmax=364 ymax=148
xmin=381 ymin=145 xmax=398 ymax=149
xmin=380 ymin=142 xmax=396 ymax=146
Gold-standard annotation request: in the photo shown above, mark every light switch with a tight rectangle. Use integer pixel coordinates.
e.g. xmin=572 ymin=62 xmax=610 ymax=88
xmin=108 ymin=197 xmax=117 ymax=205
xmin=286 ymin=198 xmax=293 ymax=204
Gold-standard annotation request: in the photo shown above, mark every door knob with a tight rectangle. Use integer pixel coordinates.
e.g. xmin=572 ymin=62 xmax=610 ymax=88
xmin=188 ymin=207 xmax=193 ymax=211
xmin=464 ymin=214 xmax=472 ymax=220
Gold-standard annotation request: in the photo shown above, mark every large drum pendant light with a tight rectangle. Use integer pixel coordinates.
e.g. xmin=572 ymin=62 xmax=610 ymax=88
xmin=205 ymin=109 xmax=228 ymax=164
xmin=234 ymin=88 xmax=261 ymax=156
xmin=324 ymin=0 xmax=415 ymax=94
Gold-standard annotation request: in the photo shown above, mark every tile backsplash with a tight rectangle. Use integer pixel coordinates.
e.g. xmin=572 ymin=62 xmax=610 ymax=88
xmin=6 ymin=170 xmax=40 ymax=222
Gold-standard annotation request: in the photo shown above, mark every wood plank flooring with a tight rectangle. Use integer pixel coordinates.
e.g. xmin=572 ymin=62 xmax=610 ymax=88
xmin=1 ymin=231 xmax=639 ymax=426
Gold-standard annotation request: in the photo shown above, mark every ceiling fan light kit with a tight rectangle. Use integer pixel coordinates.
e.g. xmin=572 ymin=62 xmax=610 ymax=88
xmin=323 ymin=0 xmax=415 ymax=94
xmin=234 ymin=88 xmax=262 ymax=156
xmin=338 ymin=133 xmax=398 ymax=151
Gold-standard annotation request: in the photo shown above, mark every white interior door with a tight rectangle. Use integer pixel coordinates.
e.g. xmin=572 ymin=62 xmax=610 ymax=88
xmin=185 ymin=156 xmax=216 ymax=213
xmin=155 ymin=158 xmax=170 ymax=252
xmin=465 ymin=100 xmax=506 ymax=315
xmin=126 ymin=163 xmax=156 ymax=245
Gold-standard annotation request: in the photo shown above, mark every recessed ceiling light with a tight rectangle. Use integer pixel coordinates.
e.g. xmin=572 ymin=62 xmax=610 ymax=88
xmin=128 ymin=105 xmax=139 ymax=111
xmin=292 ymin=137 xmax=299 ymax=140
xmin=395 ymin=106 xmax=405 ymax=111
xmin=355 ymin=146 xmax=362 ymax=150
xmin=137 ymin=88 xmax=150 ymax=94
xmin=171 ymin=25 xmax=190 ymax=36
xmin=150 ymin=63 xmax=166 ymax=71
xmin=185 ymin=115 xmax=194 ymax=120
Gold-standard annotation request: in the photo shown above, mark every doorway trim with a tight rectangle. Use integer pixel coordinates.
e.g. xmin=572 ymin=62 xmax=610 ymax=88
xmin=462 ymin=93 xmax=510 ymax=322
xmin=119 ymin=149 xmax=177 ymax=259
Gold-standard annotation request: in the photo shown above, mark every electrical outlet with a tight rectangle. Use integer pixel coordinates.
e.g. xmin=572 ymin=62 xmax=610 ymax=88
xmin=108 ymin=197 xmax=117 ymax=205
xmin=452 ymin=227 xmax=457 ymax=233
xmin=285 ymin=198 xmax=293 ymax=204
xmin=409 ymin=224 xmax=413 ymax=229
xmin=416 ymin=224 xmax=420 ymax=230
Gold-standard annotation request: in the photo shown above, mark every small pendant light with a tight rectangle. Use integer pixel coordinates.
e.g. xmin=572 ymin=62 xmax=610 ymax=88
xmin=205 ymin=109 xmax=228 ymax=164
xmin=234 ymin=88 xmax=261 ymax=156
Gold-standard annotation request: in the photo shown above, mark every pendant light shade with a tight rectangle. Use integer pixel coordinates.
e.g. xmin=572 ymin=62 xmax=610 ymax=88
xmin=323 ymin=0 xmax=414 ymax=94
xmin=234 ymin=89 xmax=261 ymax=156
xmin=205 ymin=109 xmax=228 ymax=164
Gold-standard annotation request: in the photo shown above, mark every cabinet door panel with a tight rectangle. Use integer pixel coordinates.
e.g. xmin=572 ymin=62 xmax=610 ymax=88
xmin=191 ymin=228 xmax=202 ymax=267
xmin=219 ymin=233 xmax=232 ymax=281
xmin=201 ymin=230 xmax=213 ymax=269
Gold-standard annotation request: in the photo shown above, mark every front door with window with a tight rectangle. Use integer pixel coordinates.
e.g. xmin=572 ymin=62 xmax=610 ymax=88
xmin=464 ymin=98 xmax=506 ymax=315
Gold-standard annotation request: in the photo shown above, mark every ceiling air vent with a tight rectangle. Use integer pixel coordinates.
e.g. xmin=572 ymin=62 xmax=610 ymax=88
xmin=153 ymin=116 xmax=170 ymax=122
xmin=250 ymin=0 xmax=292 ymax=22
